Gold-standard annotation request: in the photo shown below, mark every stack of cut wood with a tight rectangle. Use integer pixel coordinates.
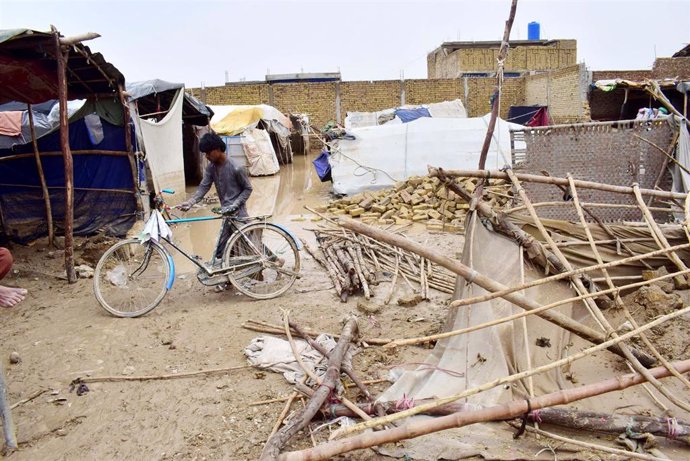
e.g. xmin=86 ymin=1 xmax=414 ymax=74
xmin=302 ymin=228 xmax=456 ymax=303
xmin=323 ymin=176 xmax=513 ymax=233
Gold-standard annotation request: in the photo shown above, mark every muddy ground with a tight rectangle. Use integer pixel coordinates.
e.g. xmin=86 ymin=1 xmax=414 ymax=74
xmin=0 ymin=156 xmax=461 ymax=460
xmin=2 ymin=155 xmax=689 ymax=460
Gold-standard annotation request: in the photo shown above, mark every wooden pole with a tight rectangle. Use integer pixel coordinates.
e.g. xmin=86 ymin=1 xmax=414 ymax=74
xmin=261 ymin=317 xmax=358 ymax=461
xmin=0 ymin=365 xmax=17 ymax=453
xmin=118 ymin=83 xmax=143 ymax=216
xmin=53 ymin=26 xmax=77 ymax=283
xmin=27 ymin=103 xmax=55 ymax=247
xmin=280 ymin=358 xmax=690 ymax=461
xmin=429 ymin=168 xmax=688 ymax=200
xmin=476 ymin=0 xmax=518 ymax=170
xmin=339 ymin=218 xmax=655 ymax=366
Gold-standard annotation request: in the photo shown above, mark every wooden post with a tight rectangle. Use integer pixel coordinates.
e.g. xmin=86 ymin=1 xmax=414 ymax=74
xmin=476 ymin=0 xmax=518 ymax=170
xmin=53 ymin=26 xmax=77 ymax=283
xmin=27 ymin=103 xmax=55 ymax=247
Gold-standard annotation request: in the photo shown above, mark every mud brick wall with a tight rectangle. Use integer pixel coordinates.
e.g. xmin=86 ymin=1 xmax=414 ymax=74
xmin=192 ymin=78 xmax=512 ymax=128
xmin=653 ymin=57 xmax=690 ymax=79
xmin=200 ymin=83 xmax=270 ymax=106
xmin=516 ymin=120 xmax=672 ymax=222
xmin=524 ymin=64 xmax=589 ymax=124
xmin=464 ymin=77 xmax=525 ymax=119
xmin=428 ymin=40 xmax=577 ymax=78
xmin=339 ymin=80 xmax=401 ymax=120
xmin=591 ymin=70 xmax=653 ymax=81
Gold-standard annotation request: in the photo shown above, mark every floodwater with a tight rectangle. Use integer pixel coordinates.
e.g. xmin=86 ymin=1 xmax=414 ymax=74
xmin=168 ymin=152 xmax=332 ymax=273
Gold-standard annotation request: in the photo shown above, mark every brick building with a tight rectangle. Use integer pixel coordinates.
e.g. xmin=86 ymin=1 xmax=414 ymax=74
xmin=427 ymin=39 xmax=577 ymax=78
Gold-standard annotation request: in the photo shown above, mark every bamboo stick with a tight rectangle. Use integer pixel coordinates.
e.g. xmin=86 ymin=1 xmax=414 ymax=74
xmin=512 ymin=170 xmax=683 ymax=412
xmin=27 ymin=103 xmax=55 ymax=247
xmin=339 ymin=218 xmax=655 ymax=366
xmin=448 ymin=241 xmax=690 ymax=311
xmin=504 ymin=201 xmax=677 ymax=214
xmin=301 ymin=238 xmax=345 ymax=300
xmin=346 ymin=246 xmax=370 ymax=298
xmin=281 ymin=358 xmax=690 ymax=460
xmin=241 ymin=319 xmax=392 ymax=346
xmin=429 ymin=168 xmax=688 ymax=200
xmin=73 ymin=364 xmax=252 ymax=384
xmin=566 ymin=174 xmax=690 ymax=412
xmin=0 ymin=365 xmax=17 ymax=452
xmin=633 ymin=184 xmax=689 ymax=275
xmin=386 ymin=266 xmax=690 ymax=349
xmin=384 ymin=256 xmax=400 ymax=305
xmin=519 ymin=425 xmax=670 ymax=461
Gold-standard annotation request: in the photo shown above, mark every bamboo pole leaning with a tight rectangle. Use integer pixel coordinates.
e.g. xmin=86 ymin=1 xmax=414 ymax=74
xmin=429 ymin=168 xmax=688 ymax=201
xmin=27 ymin=103 xmax=54 ymax=247
xmin=280 ymin=358 xmax=690 ymax=461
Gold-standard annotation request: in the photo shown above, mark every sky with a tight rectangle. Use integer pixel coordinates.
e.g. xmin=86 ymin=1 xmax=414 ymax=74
xmin=1 ymin=0 xmax=689 ymax=88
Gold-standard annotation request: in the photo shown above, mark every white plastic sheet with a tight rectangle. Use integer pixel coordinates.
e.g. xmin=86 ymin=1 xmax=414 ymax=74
xmin=242 ymin=128 xmax=280 ymax=176
xmin=330 ymin=114 xmax=519 ymax=195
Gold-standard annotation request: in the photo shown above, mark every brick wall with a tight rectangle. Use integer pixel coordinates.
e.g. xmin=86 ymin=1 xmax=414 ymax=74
xmin=193 ymin=78 xmax=512 ymax=128
xmin=524 ymin=64 xmax=589 ymax=124
xmin=653 ymin=57 xmax=690 ymax=79
xmin=592 ymin=70 xmax=652 ymax=81
xmin=515 ymin=120 xmax=672 ymax=221
xmin=428 ymin=40 xmax=577 ymax=78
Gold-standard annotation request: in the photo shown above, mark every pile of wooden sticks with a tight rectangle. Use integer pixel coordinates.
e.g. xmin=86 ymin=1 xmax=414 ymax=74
xmin=303 ymin=228 xmax=456 ymax=303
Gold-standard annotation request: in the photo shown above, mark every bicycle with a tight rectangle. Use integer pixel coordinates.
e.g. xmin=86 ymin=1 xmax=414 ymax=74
xmin=93 ymin=189 xmax=301 ymax=317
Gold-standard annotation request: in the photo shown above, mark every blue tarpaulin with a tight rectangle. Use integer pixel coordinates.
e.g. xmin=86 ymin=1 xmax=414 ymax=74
xmin=312 ymin=150 xmax=332 ymax=182
xmin=0 ymin=116 xmax=138 ymax=243
xmin=395 ymin=107 xmax=431 ymax=123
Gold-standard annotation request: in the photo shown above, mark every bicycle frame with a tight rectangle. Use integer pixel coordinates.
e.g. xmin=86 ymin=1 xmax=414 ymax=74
xmin=155 ymin=214 xmax=274 ymax=289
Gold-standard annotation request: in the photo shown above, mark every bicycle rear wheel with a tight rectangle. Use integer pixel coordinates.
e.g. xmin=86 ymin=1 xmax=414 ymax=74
xmin=93 ymin=238 xmax=170 ymax=317
xmin=223 ymin=222 xmax=300 ymax=299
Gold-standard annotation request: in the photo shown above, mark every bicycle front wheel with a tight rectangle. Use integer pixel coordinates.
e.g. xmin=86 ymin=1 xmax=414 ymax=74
xmin=223 ymin=223 xmax=300 ymax=299
xmin=93 ymin=238 xmax=170 ymax=317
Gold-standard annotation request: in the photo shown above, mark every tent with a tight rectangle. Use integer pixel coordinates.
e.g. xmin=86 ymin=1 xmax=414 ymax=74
xmin=127 ymin=79 xmax=213 ymax=203
xmin=210 ymin=104 xmax=293 ymax=175
xmin=0 ymin=99 xmax=138 ymax=243
xmin=329 ymin=114 xmax=522 ymax=195
xmin=0 ymin=28 xmax=138 ymax=246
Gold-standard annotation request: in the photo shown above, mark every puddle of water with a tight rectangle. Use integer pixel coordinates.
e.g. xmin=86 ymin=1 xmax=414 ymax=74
xmin=168 ymin=152 xmax=333 ymax=273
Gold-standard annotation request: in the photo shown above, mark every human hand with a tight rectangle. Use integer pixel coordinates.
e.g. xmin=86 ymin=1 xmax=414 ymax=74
xmin=178 ymin=201 xmax=192 ymax=212
xmin=220 ymin=204 xmax=239 ymax=216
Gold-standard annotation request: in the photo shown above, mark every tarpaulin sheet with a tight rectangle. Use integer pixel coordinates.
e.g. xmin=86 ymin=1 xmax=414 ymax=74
xmin=0 ymin=117 xmax=137 ymax=242
xmin=210 ymin=104 xmax=291 ymax=136
xmin=330 ymin=115 xmax=519 ymax=195
xmin=395 ymin=107 xmax=431 ymax=123
xmin=135 ymin=88 xmax=186 ymax=204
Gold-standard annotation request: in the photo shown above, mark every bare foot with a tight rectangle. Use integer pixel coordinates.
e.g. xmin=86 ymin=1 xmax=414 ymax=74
xmin=0 ymin=285 xmax=27 ymax=308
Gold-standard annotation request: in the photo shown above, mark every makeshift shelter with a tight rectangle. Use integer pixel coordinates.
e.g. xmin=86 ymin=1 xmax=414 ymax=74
xmin=344 ymin=98 xmax=468 ymax=129
xmin=0 ymin=99 xmax=138 ymax=243
xmin=210 ymin=104 xmax=292 ymax=175
xmin=0 ymin=28 xmax=133 ymax=281
xmin=329 ymin=114 xmax=522 ymax=195
xmin=127 ymin=79 xmax=213 ymax=202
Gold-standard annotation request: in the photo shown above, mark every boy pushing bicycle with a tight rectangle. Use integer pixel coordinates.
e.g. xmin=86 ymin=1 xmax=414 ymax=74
xmin=179 ymin=133 xmax=253 ymax=264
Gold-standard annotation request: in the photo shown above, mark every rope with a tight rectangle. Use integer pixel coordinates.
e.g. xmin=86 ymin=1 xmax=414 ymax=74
xmin=666 ymin=417 xmax=680 ymax=439
xmin=513 ymin=398 xmax=532 ymax=439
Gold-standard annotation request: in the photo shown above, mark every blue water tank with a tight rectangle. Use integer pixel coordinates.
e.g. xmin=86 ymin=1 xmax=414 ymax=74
xmin=528 ymin=21 xmax=540 ymax=40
